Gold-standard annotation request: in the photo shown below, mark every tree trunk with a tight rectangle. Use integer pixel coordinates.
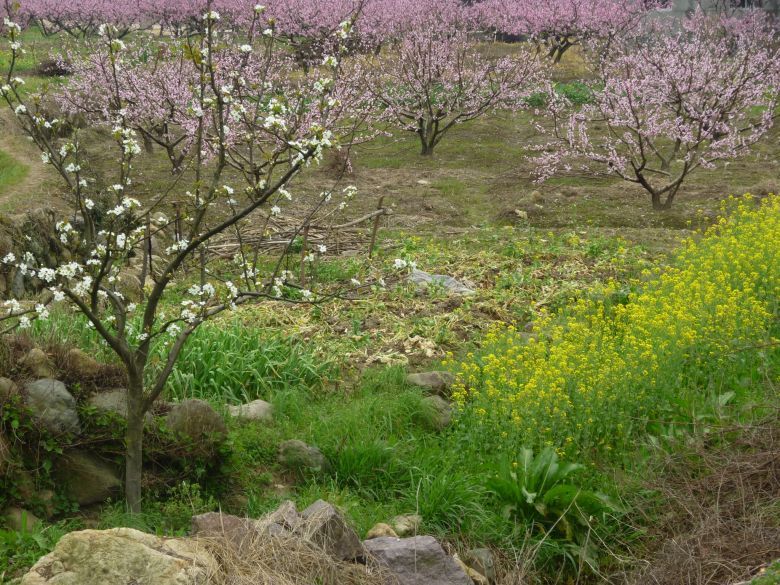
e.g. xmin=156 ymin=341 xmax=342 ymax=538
xmin=420 ymin=142 xmax=434 ymax=156
xmin=125 ymin=380 xmax=145 ymax=513
xmin=651 ymin=192 xmax=674 ymax=210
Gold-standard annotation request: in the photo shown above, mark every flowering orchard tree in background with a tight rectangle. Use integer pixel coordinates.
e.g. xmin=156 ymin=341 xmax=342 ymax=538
xmin=364 ymin=4 xmax=548 ymax=156
xmin=473 ymin=0 xmax=652 ymax=63
xmin=0 ymin=3 xmax=376 ymax=511
xmin=535 ymin=11 xmax=780 ymax=210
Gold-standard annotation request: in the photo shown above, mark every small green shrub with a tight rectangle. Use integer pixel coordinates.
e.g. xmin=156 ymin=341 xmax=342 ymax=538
xmin=98 ymin=481 xmax=216 ymax=536
xmin=0 ymin=521 xmax=75 ymax=580
xmin=488 ymin=447 xmax=619 ymax=571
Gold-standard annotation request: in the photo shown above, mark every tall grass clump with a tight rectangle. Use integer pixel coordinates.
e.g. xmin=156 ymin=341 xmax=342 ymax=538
xmin=165 ymin=323 xmax=335 ymax=404
xmin=452 ymin=194 xmax=780 ymax=456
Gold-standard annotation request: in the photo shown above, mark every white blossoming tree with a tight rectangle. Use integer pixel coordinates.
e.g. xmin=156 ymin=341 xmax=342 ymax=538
xmin=0 ymin=3 xmax=374 ymax=512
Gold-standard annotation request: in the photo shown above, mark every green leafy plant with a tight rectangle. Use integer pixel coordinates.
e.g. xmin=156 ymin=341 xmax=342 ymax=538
xmin=487 ymin=447 xmax=619 ymax=570
xmin=0 ymin=521 xmax=74 ymax=581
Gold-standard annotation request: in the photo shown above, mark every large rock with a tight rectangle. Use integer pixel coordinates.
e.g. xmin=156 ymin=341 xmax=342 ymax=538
xmin=64 ymin=348 xmax=101 ymax=378
xmin=54 ymin=450 xmax=121 ymax=505
xmin=227 ymin=399 xmax=274 ymax=422
xmin=0 ymin=377 xmax=17 ymax=401
xmin=278 ymin=439 xmax=331 ymax=474
xmin=191 ymin=512 xmax=259 ymax=550
xmin=165 ymin=399 xmax=227 ymax=446
xmin=409 ymin=269 xmax=475 ymax=296
xmin=406 ymin=372 xmax=455 ymax=396
xmin=20 ymin=528 xmax=219 ymax=585
xmin=296 ymin=499 xmax=364 ymax=561
xmin=24 ymin=379 xmax=81 ymax=435
xmin=4 ymin=507 xmax=41 ymax=532
xmin=363 ymin=536 xmax=472 ymax=585
xmin=117 ymin=268 xmax=143 ymax=302
xmin=420 ymin=396 xmax=452 ymax=431
xmin=87 ymin=388 xmax=152 ymax=424
xmin=19 ymin=349 xmax=55 ymax=378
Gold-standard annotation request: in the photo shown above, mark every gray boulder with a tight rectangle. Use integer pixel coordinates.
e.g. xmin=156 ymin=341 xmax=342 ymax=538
xmin=24 ymin=379 xmax=80 ymax=435
xmin=296 ymin=499 xmax=363 ymax=561
xmin=363 ymin=536 xmax=472 ymax=585
xmin=19 ymin=349 xmax=55 ymax=378
xmin=227 ymin=399 xmax=274 ymax=422
xmin=278 ymin=439 xmax=331 ymax=474
xmin=20 ymin=528 xmax=219 ymax=585
xmin=166 ymin=399 xmax=227 ymax=447
xmin=420 ymin=396 xmax=452 ymax=431
xmin=409 ymin=269 xmax=475 ymax=296
xmin=406 ymin=372 xmax=455 ymax=396
xmin=54 ymin=450 xmax=121 ymax=505
xmin=87 ymin=388 xmax=152 ymax=424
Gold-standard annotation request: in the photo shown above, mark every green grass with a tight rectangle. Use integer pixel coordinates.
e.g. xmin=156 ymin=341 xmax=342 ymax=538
xmin=0 ymin=521 xmax=77 ymax=580
xmin=165 ymin=323 xmax=335 ymax=404
xmin=0 ymin=150 xmax=28 ymax=195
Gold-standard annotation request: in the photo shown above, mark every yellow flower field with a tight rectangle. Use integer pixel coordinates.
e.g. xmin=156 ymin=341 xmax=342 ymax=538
xmin=453 ymin=195 xmax=780 ymax=454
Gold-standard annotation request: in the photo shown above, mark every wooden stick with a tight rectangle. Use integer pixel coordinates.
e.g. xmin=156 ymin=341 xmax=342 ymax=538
xmin=299 ymin=223 xmax=310 ymax=287
xmin=368 ymin=196 xmax=385 ymax=259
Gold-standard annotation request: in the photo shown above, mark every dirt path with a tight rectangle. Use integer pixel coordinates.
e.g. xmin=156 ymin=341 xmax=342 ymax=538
xmin=0 ymin=112 xmax=60 ymax=214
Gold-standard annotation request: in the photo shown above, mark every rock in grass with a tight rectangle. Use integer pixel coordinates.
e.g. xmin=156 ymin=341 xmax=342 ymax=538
xmin=227 ymin=399 xmax=274 ymax=423
xmin=19 ymin=349 xmax=55 ymax=378
xmin=454 ymin=555 xmax=489 ymax=585
xmin=4 ymin=507 xmax=41 ymax=532
xmin=462 ymin=548 xmax=496 ymax=583
xmin=363 ymin=536 xmax=472 ymax=585
xmin=24 ymin=379 xmax=81 ymax=435
xmin=406 ymin=371 xmax=455 ymax=396
xmin=409 ymin=269 xmax=475 ymax=296
xmin=391 ymin=514 xmax=422 ymax=537
xmin=366 ymin=523 xmax=398 ymax=540
xmin=296 ymin=500 xmax=364 ymax=561
xmin=277 ymin=439 xmax=331 ymax=474
xmin=19 ymin=528 xmax=219 ymax=585
xmin=420 ymin=395 xmax=452 ymax=431
xmin=166 ymin=399 xmax=227 ymax=451
xmin=260 ymin=500 xmax=300 ymax=532
xmin=54 ymin=450 xmax=121 ymax=506
xmin=0 ymin=377 xmax=17 ymax=401
xmin=64 ymin=348 xmax=101 ymax=378
xmin=191 ymin=512 xmax=261 ymax=550
xmin=87 ymin=388 xmax=153 ymax=424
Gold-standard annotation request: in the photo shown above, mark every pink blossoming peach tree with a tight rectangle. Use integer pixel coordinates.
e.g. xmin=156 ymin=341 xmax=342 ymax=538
xmin=363 ymin=1 xmax=549 ymax=156
xmin=534 ymin=11 xmax=780 ymax=209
